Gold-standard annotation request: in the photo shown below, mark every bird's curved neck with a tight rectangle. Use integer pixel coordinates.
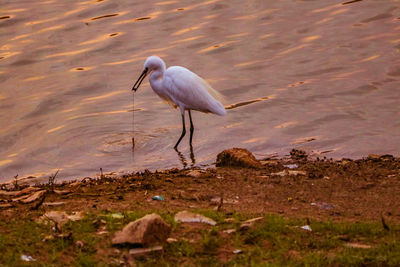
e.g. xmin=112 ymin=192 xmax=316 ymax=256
xmin=149 ymin=67 xmax=165 ymax=91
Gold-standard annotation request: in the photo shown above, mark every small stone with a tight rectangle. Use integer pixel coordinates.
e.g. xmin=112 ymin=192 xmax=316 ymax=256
xmin=240 ymin=217 xmax=264 ymax=231
xmin=300 ymin=225 xmax=312 ymax=231
xmin=75 ymin=240 xmax=85 ymax=248
xmin=222 ymin=229 xmax=236 ymax=234
xmin=216 ymin=148 xmax=263 ymax=168
xmin=112 ymin=213 xmax=171 ymax=246
xmin=174 ymin=210 xmax=216 ymax=226
xmin=187 ymin=170 xmax=203 ymax=178
xmin=152 ymin=195 xmax=165 ymax=201
xmin=233 ymin=249 xmax=243 ymax=254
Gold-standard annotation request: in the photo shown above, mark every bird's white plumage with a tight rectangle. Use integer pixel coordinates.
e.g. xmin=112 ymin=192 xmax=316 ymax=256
xmin=163 ymin=66 xmax=226 ymax=115
xmin=134 ymin=55 xmax=226 ymax=148
xmin=144 ymin=56 xmax=226 ymax=116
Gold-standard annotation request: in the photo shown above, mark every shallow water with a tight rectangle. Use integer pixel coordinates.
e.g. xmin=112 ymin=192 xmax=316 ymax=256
xmin=0 ymin=0 xmax=399 ymax=182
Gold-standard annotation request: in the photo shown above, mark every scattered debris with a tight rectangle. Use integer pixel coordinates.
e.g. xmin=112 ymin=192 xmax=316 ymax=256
xmin=240 ymin=217 xmax=264 ymax=231
xmin=43 ymin=201 xmax=66 ymax=207
xmin=210 ymin=196 xmax=239 ymax=205
xmin=284 ymin=164 xmax=298 ymax=169
xmin=112 ymin=213 xmax=171 ymax=246
xmin=129 ymin=245 xmax=163 ymax=256
xmin=345 ymin=243 xmax=372 ymax=249
xmin=0 ymin=186 xmax=40 ymax=197
xmin=21 ymin=254 xmax=36 ymax=262
xmin=311 ymin=202 xmax=336 ymax=210
xmin=300 ymin=225 xmax=312 ymax=232
xmin=152 ymin=195 xmax=165 ymax=201
xmin=110 ymin=213 xmax=124 ymax=219
xmin=271 ymin=170 xmax=307 ymax=177
xmin=222 ymin=229 xmax=236 ymax=234
xmin=233 ymin=249 xmax=243 ymax=254
xmin=381 ymin=216 xmax=390 ymax=231
xmin=216 ymin=148 xmax=263 ymax=168
xmin=75 ymin=240 xmax=85 ymax=248
xmin=174 ymin=210 xmax=217 ymax=226
xmin=17 ymin=190 xmax=46 ymax=204
xmin=39 ymin=211 xmax=84 ymax=230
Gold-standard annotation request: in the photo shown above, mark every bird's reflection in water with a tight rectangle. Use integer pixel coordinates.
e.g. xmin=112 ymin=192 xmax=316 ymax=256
xmin=175 ymin=145 xmax=196 ymax=169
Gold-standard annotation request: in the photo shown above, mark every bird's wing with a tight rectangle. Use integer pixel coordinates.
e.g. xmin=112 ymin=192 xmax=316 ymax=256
xmin=195 ymin=74 xmax=225 ymax=103
xmin=159 ymin=94 xmax=178 ymax=109
xmin=164 ymin=66 xmax=225 ymax=113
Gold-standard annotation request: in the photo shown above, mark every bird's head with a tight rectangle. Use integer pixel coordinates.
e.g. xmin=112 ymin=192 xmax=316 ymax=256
xmin=132 ymin=55 xmax=166 ymax=92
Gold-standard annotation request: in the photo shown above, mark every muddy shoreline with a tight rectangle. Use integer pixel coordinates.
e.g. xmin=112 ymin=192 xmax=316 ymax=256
xmin=1 ymin=148 xmax=400 ymax=265
xmin=2 ymin=148 xmax=400 ymax=223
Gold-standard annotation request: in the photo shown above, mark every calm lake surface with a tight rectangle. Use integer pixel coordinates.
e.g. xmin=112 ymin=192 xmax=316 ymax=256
xmin=1 ymin=0 xmax=399 ymax=182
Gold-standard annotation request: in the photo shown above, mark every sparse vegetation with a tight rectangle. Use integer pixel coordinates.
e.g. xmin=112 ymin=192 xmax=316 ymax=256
xmin=47 ymin=170 xmax=59 ymax=193
xmin=0 ymin=210 xmax=399 ymax=266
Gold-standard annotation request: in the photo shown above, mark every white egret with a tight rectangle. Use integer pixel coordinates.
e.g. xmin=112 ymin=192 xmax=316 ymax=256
xmin=132 ymin=55 xmax=226 ymax=149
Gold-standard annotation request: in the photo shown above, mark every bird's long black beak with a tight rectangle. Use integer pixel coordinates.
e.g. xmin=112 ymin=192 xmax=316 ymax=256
xmin=132 ymin=68 xmax=148 ymax=92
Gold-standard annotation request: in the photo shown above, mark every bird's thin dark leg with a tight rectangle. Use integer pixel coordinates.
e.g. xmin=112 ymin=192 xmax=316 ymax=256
xmin=174 ymin=113 xmax=186 ymax=149
xmin=188 ymin=110 xmax=194 ymax=146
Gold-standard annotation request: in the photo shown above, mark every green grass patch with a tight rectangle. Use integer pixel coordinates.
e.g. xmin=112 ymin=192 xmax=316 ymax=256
xmin=0 ymin=211 xmax=399 ymax=266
